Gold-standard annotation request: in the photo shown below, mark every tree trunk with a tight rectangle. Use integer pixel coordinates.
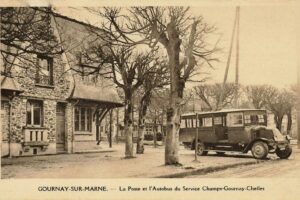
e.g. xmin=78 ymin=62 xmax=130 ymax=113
xmin=109 ymin=109 xmax=113 ymax=148
xmin=287 ymin=110 xmax=292 ymax=136
xmin=274 ymin=114 xmax=283 ymax=132
xmin=153 ymin=111 xmax=157 ymax=148
xmin=161 ymin=108 xmax=165 ymax=146
xmin=136 ymin=110 xmax=145 ymax=154
xmin=124 ymin=91 xmax=134 ymax=158
xmin=136 ymin=91 xmax=151 ymax=154
xmin=116 ymin=108 xmax=119 ymax=144
xmin=165 ymin=21 xmax=183 ymax=165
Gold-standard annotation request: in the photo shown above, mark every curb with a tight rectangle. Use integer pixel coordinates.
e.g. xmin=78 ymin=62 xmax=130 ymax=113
xmin=73 ymin=149 xmax=116 ymax=154
xmin=154 ymin=160 xmax=264 ymax=178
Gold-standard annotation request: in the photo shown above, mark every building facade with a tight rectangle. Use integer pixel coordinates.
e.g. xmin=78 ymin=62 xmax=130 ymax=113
xmin=1 ymin=10 xmax=123 ymax=157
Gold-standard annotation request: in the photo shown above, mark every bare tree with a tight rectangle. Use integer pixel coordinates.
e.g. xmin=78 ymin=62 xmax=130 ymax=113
xmin=87 ymin=7 xmax=219 ymax=164
xmin=244 ymin=85 xmax=277 ymax=109
xmin=194 ymin=83 xmax=237 ymax=111
xmin=136 ymin=63 xmax=168 ymax=154
xmin=245 ymin=85 xmax=296 ymax=133
xmin=0 ymin=7 xmax=63 ymax=76
xmin=81 ymin=43 xmax=159 ymax=158
xmin=266 ymin=89 xmax=295 ymax=133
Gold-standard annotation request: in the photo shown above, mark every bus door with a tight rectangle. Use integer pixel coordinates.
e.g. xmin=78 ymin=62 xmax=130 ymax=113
xmin=213 ymin=115 xmax=228 ymax=142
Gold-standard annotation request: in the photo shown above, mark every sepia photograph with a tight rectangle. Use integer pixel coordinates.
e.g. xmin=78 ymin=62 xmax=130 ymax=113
xmin=0 ymin=0 xmax=299 ymax=199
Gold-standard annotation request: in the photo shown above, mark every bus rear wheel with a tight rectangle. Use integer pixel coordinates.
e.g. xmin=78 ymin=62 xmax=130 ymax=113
xmin=197 ymin=142 xmax=208 ymax=156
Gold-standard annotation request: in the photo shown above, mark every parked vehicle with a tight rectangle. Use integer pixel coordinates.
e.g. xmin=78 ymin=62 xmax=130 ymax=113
xmin=179 ymin=109 xmax=292 ymax=159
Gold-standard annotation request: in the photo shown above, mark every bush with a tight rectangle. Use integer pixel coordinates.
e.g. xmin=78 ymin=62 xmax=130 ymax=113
xmin=144 ymin=134 xmax=153 ymax=141
xmin=156 ymin=133 xmax=163 ymax=141
xmin=144 ymin=133 xmax=163 ymax=141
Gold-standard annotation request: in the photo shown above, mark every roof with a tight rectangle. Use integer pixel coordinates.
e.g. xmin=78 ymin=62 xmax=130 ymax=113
xmin=70 ymin=84 xmax=123 ymax=107
xmin=1 ymin=76 xmax=23 ymax=92
xmin=181 ymin=109 xmax=267 ymax=117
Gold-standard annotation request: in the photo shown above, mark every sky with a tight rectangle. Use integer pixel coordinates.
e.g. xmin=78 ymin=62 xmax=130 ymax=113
xmin=55 ymin=4 xmax=299 ymax=89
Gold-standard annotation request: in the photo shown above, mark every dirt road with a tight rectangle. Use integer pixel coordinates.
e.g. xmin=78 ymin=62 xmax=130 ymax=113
xmin=187 ymin=148 xmax=300 ymax=178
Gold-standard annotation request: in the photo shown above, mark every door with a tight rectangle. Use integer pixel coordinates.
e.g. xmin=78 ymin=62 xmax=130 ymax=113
xmin=56 ymin=103 xmax=66 ymax=153
xmin=214 ymin=115 xmax=228 ymax=142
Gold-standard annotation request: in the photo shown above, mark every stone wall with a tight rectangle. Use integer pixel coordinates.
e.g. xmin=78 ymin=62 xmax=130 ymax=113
xmin=65 ymin=102 xmax=74 ymax=153
xmin=10 ymin=97 xmax=27 ymax=143
xmin=14 ymin=53 xmax=71 ymax=101
xmin=3 ymin=42 xmax=73 ymax=156
xmin=1 ymin=101 xmax=10 ymax=142
xmin=1 ymin=101 xmax=10 ymax=157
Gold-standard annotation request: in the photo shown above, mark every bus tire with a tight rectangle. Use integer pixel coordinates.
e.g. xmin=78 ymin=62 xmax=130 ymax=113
xmin=197 ymin=142 xmax=208 ymax=156
xmin=276 ymin=145 xmax=292 ymax=159
xmin=251 ymin=141 xmax=268 ymax=159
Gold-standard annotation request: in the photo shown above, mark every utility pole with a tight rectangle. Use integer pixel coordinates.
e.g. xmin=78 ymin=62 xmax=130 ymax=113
xmin=297 ymin=30 xmax=300 ymax=149
xmin=234 ymin=6 xmax=240 ymax=108
xmin=194 ymin=113 xmax=199 ymax=161
xmin=219 ymin=6 xmax=239 ymax=109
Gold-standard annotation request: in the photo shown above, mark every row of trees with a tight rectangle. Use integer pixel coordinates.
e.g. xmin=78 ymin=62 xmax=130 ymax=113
xmin=80 ymin=7 xmax=219 ymax=164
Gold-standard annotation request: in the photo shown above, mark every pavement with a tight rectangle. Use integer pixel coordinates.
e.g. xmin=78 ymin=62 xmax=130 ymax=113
xmin=1 ymin=142 xmax=299 ymax=179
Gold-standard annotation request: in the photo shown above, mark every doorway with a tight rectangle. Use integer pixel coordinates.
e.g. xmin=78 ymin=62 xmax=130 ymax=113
xmin=56 ymin=103 xmax=66 ymax=153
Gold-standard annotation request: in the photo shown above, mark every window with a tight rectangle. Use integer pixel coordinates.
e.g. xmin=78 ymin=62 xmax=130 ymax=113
xmin=193 ymin=119 xmax=197 ymax=128
xmin=203 ymin=117 xmax=212 ymax=127
xmin=186 ymin=119 xmax=193 ymax=128
xmin=227 ymin=112 xmax=243 ymax=127
xmin=213 ymin=117 xmax=222 ymax=125
xmin=244 ymin=114 xmax=265 ymax=124
xmin=244 ymin=115 xmax=251 ymax=124
xmin=258 ymin=115 xmax=265 ymax=123
xmin=26 ymin=100 xmax=43 ymax=126
xmin=75 ymin=107 xmax=92 ymax=132
xmin=36 ymin=55 xmax=53 ymax=85
xmin=180 ymin=119 xmax=186 ymax=128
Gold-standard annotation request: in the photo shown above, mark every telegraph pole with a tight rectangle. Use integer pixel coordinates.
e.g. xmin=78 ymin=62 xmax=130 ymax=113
xmin=194 ymin=113 xmax=199 ymax=161
xmin=220 ymin=6 xmax=239 ymax=109
xmin=234 ymin=6 xmax=240 ymax=108
xmin=297 ymin=35 xmax=300 ymax=149
xmin=298 ymin=8 xmax=300 ymax=149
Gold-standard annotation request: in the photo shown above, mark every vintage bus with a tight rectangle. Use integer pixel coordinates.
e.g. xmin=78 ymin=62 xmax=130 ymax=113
xmin=179 ymin=109 xmax=292 ymax=159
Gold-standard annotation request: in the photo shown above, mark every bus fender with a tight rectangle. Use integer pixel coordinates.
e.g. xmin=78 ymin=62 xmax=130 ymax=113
xmin=243 ymin=138 xmax=270 ymax=153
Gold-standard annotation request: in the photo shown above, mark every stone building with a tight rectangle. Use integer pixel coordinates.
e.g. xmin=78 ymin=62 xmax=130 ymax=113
xmin=1 ymin=10 xmax=123 ymax=157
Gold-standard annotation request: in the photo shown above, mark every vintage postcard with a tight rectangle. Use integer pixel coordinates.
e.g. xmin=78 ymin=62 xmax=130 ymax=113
xmin=0 ymin=0 xmax=299 ymax=199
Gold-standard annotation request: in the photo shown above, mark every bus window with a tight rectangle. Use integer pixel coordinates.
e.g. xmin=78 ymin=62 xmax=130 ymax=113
xmin=180 ymin=119 xmax=186 ymax=128
xmin=187 ymin=119 xmax=192 ymax=128
xmin=213 ymin=116 xmax=222 ymax=125
xmin=227 ymin=112 xmax=243 ymax=127
xmin=244 ymin=114 xmax=266 ymax=125
xmin=244 ymin=115 xmax=251 ymax=124
xmin=198 ymin=118 xmax=203 ymax=127
xmin=203 ymin=117 xmax=212 ymax=127
xmin=258 ymin=115 xmax=265 ymax=123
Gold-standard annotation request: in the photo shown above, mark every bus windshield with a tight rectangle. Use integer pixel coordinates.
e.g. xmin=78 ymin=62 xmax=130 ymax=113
xmin=244 ymin=113 xmax=266 ymax=125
